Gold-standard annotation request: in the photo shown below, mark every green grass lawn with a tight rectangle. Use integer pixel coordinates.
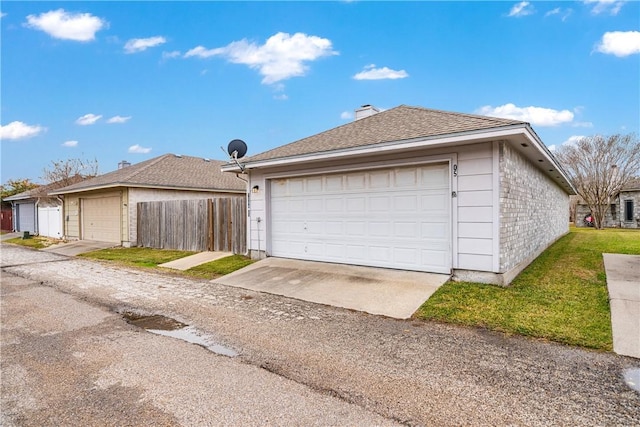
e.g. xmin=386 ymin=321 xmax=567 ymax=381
xmin=4 ymin=236 xmax=59 ymax=249
xmin=183 ymin=255 xmax=254 ymax=279
xmin=79 ymin=247 xmax=254 ymax=278
xmin=416 ymin=227 xmax=640 ymax=350
xmin=79 ymin=247 xmax=196 ymax=268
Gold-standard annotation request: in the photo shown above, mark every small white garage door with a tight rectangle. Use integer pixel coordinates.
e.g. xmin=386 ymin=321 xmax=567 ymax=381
xmin=38 ymin=206 xmax=62 ymax=238
xmin=17 ymin=202 xmax=36 ymax=233
xmin=82 ymin=197 xmax=121 ymax=243
xmin=269 ymin=163 xmax=451 ymax=274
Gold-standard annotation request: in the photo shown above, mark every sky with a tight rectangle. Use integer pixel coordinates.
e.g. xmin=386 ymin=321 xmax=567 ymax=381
xmin=1 ymin=1 xmax=639 ymax=184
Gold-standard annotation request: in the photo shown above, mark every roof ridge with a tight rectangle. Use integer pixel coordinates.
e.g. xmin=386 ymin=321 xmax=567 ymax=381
xmin=398 ymin=104 xmax=526 ymax=125
xmin=116 ymin=153 xmax=173 ymax=182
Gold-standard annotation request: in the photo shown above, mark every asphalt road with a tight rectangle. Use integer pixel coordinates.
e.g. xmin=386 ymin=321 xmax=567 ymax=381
xmin=2 ymin=244 xmax=639 ymax=426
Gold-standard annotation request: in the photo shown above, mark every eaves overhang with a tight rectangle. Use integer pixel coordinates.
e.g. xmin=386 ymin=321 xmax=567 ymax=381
xmin=49 ymin=183 xmax=245 ymax=196
xmin=221 ymin=124 xmax=576 ymax=195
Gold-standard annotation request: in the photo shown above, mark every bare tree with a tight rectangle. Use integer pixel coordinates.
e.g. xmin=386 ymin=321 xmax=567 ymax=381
xmin=555 ymin=134 xmax=640 ymax=229
xmin=41 ymin=157 xmax=99 ymax=188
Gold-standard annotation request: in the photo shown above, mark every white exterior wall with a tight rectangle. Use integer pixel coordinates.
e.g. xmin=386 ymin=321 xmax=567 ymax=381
xmin=456 ymin=142 xmax=495 ymax=272
xmin=128 ymin=188 xmax=245 ymax=245
xmin=246 ymin=142 xmax=500 ymax=273
xmin=499 ymin=141 xmax=569 ymax=273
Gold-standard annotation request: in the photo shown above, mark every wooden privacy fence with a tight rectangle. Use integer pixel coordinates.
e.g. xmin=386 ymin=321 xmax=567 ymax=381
xmin=137 ymin=197 xmax=246 ymax=253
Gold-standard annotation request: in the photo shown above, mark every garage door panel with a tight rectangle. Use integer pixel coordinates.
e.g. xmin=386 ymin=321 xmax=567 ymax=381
xmin=269 ymin=163 xmax=451 ymax=273
xmin=82 ymin=197 xmax=120 ymax=243
xmin=17 ymin=203 xmax=36 ymax=233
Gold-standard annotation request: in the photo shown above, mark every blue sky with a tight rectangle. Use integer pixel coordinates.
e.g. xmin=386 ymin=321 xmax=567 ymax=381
xmin=1 ymin=1 xmax=639 ymax=183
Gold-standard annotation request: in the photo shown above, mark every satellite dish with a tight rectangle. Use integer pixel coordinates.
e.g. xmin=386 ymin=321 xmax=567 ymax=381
xmin=227 ymin=139 xmax=247 ymax=159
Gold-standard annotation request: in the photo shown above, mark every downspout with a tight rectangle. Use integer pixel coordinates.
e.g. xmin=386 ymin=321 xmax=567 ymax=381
xmin=235 ymin=173 xmax=250 ymax=256
xmin=35 ymin=198 xmax=39 ymax=236
xmin=56 ymin=196 xmax=65 ymax=240
xmin=11 ymin=202 xmax=16 ymax=232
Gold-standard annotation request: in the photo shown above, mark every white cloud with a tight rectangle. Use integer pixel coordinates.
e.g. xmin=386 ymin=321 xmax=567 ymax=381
xmin=128 ymin=144 xmax=151 ymax=154
xmin=546 ymin=7 xmax=561 ymax=16
xmin=24 ymin=9 xmax=106 ymax=42
xmin=106 ymin=115 xmax=131 ymax=124
xmin=584 ymin=0 xmax=626 ymax=15
xmin=547 ymin=144 xmax=557 ymax=151
xmin=75 ymin=113 xmax=102 ymax=125
xmin=508 ymin=1 xmax=534 ymax=17
xmin=545 ymin=7 xmax=572 ymax=21
xmin=273 ymin=94 xmax=288 ymax=101
xmin=124 ymin=36 xmax=166 ymax=54
xmin=1 ymin=12 xmax=7 ymax=19
xmin=184 ymin=32 xmax=338 ymax=84
xmin=562 ymin=135 xmax=585 ymax=146
xmin=162 ymin=50 xmax=181 ymax=60
xmin=596 ymin=31 xmax=640 ymax=57
xmin=353 ymin=64 xmax=409 ymax=80
xmin=184 ymin=45 xmax=225 ymax=58
xmin=340 ymin=111 xmax=353 ymax=120
xmin=476 ymin=103 xmax=574 ymax=127
xmin=0 ymin=121 xmax=46 ymax=140
xmin=62 ymin=140 xmax=78 ymax=147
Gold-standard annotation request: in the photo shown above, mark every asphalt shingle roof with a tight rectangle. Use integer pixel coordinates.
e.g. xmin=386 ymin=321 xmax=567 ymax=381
xmin=4 ymin=175 xmax=87 ymax=201
xmin=245 ymin=105 xmax=526 ymax=163
xmin=51 ymin=154 xmax=245 ymax=194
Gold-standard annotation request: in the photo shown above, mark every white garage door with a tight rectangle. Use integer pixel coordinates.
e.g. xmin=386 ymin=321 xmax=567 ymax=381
xmin=17 ymin=203 xmax=36 ymax=233
xmin=82 ymin=197 xmax=121 ymax=243
xmin=269 ymin=163 xmax=451 ymax=274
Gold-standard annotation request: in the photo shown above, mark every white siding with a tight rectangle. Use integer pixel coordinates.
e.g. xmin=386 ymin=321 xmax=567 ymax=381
xmin=456 ymin=142 xmax=495 ymax=272
xmin=248 ymin=170 xmax=268 ymax=255
xmin=38 ymin=206 xmax=62 ymax=238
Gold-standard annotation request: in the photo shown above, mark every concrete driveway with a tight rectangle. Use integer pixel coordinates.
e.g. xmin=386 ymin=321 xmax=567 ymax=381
xmin=604 ymin=253 xmax=640 ymax=359
xmin=215 ymin=257 xmax=450 ymax=319
xmin=41 ymin=240 xmax=117 ymax=256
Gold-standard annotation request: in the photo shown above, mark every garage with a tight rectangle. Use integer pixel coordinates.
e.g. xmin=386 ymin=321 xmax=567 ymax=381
xmin=16 ymin=202 xmax=36 ymax=233
xmin=269 ymin=162 xmax=452 ymax=274
xmin=81 ymin=196 xmax=121 ymax=243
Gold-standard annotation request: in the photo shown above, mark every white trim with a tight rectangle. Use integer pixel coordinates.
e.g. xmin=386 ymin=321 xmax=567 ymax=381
xmin=223 ymin=126 xmax=527 ymax=172
xmin=450 ymin=153 xmax=459 ymax=270
xmin=492 ymin=141 xmax=501 ymax=272
xmin=50 ymin=183 xmax=244 ymax=196
xmin=263 ymin=153 xmax=456 ymax=274
xmin=262 ymin=153 xmax=457 ymax=181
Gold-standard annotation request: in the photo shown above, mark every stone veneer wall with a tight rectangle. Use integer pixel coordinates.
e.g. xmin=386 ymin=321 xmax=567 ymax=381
xmin=499 ymin=142 xmax=569 ymax=272
xmin=619 ymin=190 xmax=640 ymax=229
xmin=575 ymin=190 xmax=640 ymax=229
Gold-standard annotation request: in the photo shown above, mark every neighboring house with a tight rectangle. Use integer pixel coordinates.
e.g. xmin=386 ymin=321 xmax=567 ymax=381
xmin=50 ymin=155 xmax=246 ymax=246
xmin=575 ymin=179 xmax=640 ymax=228
xmin=222 ymin=105 xmax=575 ymax=285
xmin=1 ymin=202 xmax=13 ymax=232
xmin=4 ymin=177 xmax=86 ymax=238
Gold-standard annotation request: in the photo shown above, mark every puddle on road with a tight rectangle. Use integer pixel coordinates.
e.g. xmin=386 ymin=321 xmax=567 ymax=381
xmin=123 ymin=313 xmax=187 ymax=330
xmin=122 ymin=312 xmax=238 ymax=357
xmin=623 ymin=368 xmax=640 ymax=393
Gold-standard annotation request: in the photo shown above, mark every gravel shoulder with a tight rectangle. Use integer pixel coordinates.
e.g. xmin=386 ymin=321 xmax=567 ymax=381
xmin=2 ymin=244 xmax=640 ymax=426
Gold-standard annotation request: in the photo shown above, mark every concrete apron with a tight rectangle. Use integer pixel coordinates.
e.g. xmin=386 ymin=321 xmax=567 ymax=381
xmin=215 ymin=257 xmax=450 ymax=319
xmin=603 ymin=253 xmax=640 ymax=359
xmin=41 ymin=240 xmax=117 ymax=256
xmin=159 ymin=252 xmax=233 ymax=271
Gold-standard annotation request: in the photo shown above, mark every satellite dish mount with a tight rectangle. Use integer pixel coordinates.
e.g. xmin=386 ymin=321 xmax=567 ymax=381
xmin=224 ymin=139 xmax=248 ymax=172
